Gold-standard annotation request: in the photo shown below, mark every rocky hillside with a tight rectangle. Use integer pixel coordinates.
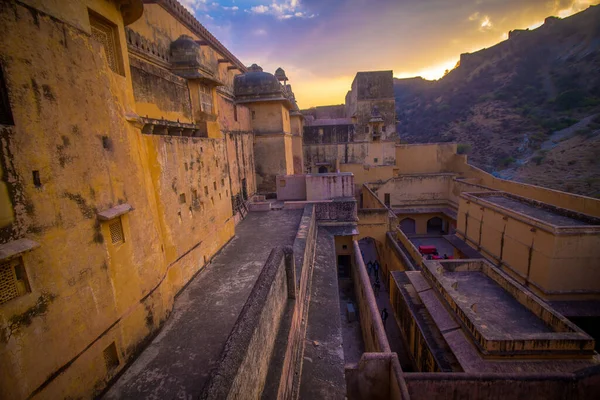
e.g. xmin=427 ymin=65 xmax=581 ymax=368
xmin=395 ymin=5 xmax=600 ymax=197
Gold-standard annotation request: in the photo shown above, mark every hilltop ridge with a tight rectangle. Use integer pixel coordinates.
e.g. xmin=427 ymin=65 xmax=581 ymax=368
xmin=395 ymin=5 xmax=600 ymax=197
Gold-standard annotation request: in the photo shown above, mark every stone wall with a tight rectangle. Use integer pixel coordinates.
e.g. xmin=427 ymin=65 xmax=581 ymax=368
xmin=201 ymin=247 xmax=296 ymax=400
xmin=306 ymin=173 xmax=354 ymax=200
xmin=404 ymin=367 xmax=600 ymax=400
xmin=314 ymin=199 xmax=358 ymax=223
xmin=0 ymin=2 xmax=255 ymax=399
xmin=457 ymin=194 xmax=600 ymax=299
xmin=452 ymin=160 xmax=600 ymax=217
xmin=351 ymin=241 xmax=390 ymax=352
xmin=346 ymin=353 xmax=410 ymax=400
xmin=395 ymin=143 xmax=459 ymax=175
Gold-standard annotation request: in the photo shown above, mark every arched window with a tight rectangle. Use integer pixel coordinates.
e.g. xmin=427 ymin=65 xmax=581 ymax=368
xmin=400 ymin=218 xmax=416 ymax=234
xmin=427 ymin=217 xmax=443 ymax=235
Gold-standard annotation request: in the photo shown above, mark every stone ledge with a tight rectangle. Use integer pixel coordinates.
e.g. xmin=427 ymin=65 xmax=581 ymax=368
xmin=97 ymin=204 xmax=134 ymax=221
xmin=0 ymin=239 xmax=40 ymax=261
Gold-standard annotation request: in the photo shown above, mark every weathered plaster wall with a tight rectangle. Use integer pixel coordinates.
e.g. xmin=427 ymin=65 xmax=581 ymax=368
xmin=453 ymin=160 xmax=600 ymax=217
xmin=276 ymin=175 xmax=307 ymax=201
xmin=254 ymin=134 xmax=294 ymax=193
xmin=456 ymin=196 xmax=600 ymax=299
xmin=404 ymin=370 xmax=600 ymax=400
xmin=304 ymin=141 xmax=396 ymax=172
xmin=345 ymin=353 xmax=409 ymax=400
xmin=0 ymin=2 xmax=251 ymax=399
xmin=372 ymin=175 xmax=454 ymax=208
xmin=352 ymin=241 xmax=391 ymax=353
xmin=306 ymin=173 xmax=354 ymax=201
xmin=248 ymin=102 xmax=284 ymax=134
xmin=0 ymin=2 xmax=167 ymax=399
xmin=292 ymin=134 xmax=304 ymax=174
xmin=129 ymin=55 xmax=193 ymax=123
xmin=395 ymin=143 xmax=458 ymax=174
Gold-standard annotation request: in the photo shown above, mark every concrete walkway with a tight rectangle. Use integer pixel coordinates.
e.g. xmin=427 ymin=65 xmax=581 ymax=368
xmin=103 ymin=210 xmax=302 ymax=400
xmin=359 ymin=238 xmax=414 ymax=371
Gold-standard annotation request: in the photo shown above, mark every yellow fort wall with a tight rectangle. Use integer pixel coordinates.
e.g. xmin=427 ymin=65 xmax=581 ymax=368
xmin=0 ymin=1 xmax=253 ymax=399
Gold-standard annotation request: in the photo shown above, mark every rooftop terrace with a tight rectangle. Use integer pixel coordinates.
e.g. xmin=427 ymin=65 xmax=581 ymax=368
xmin=466 ymin=192 xmax=600 ymax=227
xmin=103 ymin=210 xmax=302 ymax=399
xmin=421 ymin=259 xmax=594 ymax=356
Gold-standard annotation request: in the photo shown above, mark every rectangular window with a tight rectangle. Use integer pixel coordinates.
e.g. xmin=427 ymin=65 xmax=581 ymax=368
xmin=103 ymin=342 xmax=120 ymax=371
xmin=384 ymin=193 xmax=391 ymax=207
xmin=252 ymin=110 xmax=256 ymax=120
xmin=0 ymin=63 xmax=14 ymax=125
xmin=108 ymin=218 xmax=124 ymax=245
xmin=233 ymin=105 xmax=238 ymax=121
xmin=89 ymin=11 xmax=124 ymax=75
xmin=0 ymin=257 xmax=30 ymax=305
xmin=199 ymin=84 xmax=213 ymax=114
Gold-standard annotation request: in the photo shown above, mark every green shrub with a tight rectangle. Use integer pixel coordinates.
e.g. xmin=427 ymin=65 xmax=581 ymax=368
xmin=555 ymin=89 xmax=588 ymax=110
xmin=457 ymin=143 xmax=472 ymax=154
xmin=499 ymin=156 xmax=516 ymax=167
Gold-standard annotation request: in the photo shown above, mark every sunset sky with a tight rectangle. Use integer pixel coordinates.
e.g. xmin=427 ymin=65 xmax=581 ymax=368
xmin=179 ymin=0 xmax=600 ymax=108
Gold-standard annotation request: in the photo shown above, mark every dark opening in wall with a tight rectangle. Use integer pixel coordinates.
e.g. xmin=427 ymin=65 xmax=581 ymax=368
xmin=233 ymin=105 xmax=238 ymax=121
xmin=103 ymin=342 xmax=120 ymax=371
xmin=0 ymin=63 xmax=14 ymax=126
xmin=102 ymin=136 xmax=113 ymax=150
xmin=179 ymin=193 xmax=186 ymax=204
xmin=204 ymin=186 xmax=209 ymax=195
xmin=32 ymin=171 xmax=42 ymax=188
xmin=252 ymin=111 xmax=256 ymax=120
xmin=221 ymin=178 xmax=225 ymax=187
xmin=213 ymin=181 xmax=217 ymax=190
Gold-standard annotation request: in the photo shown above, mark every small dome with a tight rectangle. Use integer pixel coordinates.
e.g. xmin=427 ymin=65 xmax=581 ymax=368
xmin=234 ymin=66 xmax=283 ymax=99
xmin=248 ymin=63 xmax=263 ymax=72
xmin=170 ymin=35 xmax=201 ymax=67
xmin=275 ymin=67 xmax=288 ymax=81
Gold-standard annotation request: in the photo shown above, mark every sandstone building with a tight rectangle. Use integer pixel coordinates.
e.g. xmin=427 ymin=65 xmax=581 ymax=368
xmin=0 ymin=1 xmax=599 ymax=399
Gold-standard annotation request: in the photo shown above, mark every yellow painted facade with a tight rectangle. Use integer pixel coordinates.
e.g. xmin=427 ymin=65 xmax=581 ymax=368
xmin=0 ymin=1 xmax=257 ymax=398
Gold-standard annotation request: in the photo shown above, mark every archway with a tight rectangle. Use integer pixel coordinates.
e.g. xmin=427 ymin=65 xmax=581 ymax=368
xmin=318 ymin=166 xmax=328 ymax=173
xmin=427 ymin=217 xmax=443 ymax=235
xmin=399 ymin=218 xmax=416 ymax=234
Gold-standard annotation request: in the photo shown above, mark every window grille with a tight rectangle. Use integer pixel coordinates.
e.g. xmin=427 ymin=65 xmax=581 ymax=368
xmin=103 ymin=342 xmax=120 ymax=371
xmin=109 ymin=218 xmax=124 ymax=245
xmin=0 ymin=258 xmax=29 ymax=305
xmin=199 ymin=84 xmax=213 ymax=114
xmin=89 ymin=12 xmax=122 ymax=75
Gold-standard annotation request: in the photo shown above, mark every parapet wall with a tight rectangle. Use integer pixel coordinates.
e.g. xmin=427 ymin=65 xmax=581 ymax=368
xmin=201 ymin=247 xmax=296 ymax=399
xmin=404 ymin=366 xmax=600 ymax=400
xmin=352 ymin=241 xmax=391 ymax=353
xmin=345 ymin=352 xmax=410 ymax=400
xmin=276 ymin=173 xmax=354 ymax=201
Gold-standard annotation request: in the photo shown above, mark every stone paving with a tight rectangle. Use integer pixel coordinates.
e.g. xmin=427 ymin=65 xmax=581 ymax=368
xmin=103 ymin=210 xmax=302 ymax=400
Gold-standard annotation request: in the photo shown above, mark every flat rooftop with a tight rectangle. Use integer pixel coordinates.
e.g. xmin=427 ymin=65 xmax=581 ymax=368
xmin=467 ymin=192 xmax=600 ymax=227
xmin=443 ymin=270 xmax=552 ymax=336
xmin=103 ymin=210 xmax=303 ymax=399
xmin=422 ymin=260 xmax=594 ymax=355
xmin=392 ymin=269 xmax=600 ymax=374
